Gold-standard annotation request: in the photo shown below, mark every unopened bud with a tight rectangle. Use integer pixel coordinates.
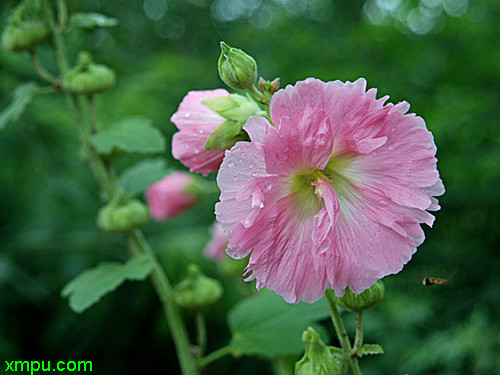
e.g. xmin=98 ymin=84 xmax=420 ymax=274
xmin=2 ymin=20 xmax=49 ymax=52
xmin=295 ymin=327 xmax=341 ymax=375
xmin=218 ymin=42 xmax=257 ymax=90
xmin=63 ymin=51 xmax=115 ymax=95
xmin=175 ymin=264 xmax=223 ymax=310
xmin=333 ymin=280 xmax=385 ymax=313
xmin=97 ymin=199 xmax=149 ymax=233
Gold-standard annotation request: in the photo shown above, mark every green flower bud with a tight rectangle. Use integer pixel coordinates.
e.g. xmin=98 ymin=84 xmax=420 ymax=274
xmin=175 ymin=264 xmax=223 ymax=310
xmin=2 ymin=20 xmax=49 ymax=52
xmin=333 ymin=280 xmax=385 ymax=313
xmin=218 ymin=42 xmax=257 ymax=90
xmin=63 ymin=51 xmax=115 ymax=95
xmin=97 ymin=199 xmax=149 ymax=233
xmin=295 ymin=327 xmax=341 ymax=375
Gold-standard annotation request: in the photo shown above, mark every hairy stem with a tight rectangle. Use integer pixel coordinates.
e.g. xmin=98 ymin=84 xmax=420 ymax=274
xmin=325 ymin=290 xmax=362 ymax=375
xmin=352 ymin=312 xmax=363 ymax=357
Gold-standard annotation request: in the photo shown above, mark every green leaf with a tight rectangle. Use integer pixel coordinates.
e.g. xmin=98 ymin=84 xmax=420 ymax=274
xmin=359 ymin=344 xmax=384 ymax=357
xmin=70 ymin=12 xmax=119 ymax=29
xmin=91 ymin=116 xmax=165 ymax=155
xmin=119 ymin=158 xmax=171 ymax=199
xmin=61 ymin=256 xmax=153 ymax=313
xmin=0 ymin=82 xmax=38 ymax=131
xmin=228 ymin=290 xmax=330 ymax=358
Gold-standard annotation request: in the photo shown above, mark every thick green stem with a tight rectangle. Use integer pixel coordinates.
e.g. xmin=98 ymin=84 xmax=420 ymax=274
xmin=325 ymin=290 xmax=362 ymax=375
xmin=198 ymin=346 xmax=232 ymax=369
xmin=41 ymin=2 xmax=199 ymax=374
xmin=127 ymin=230 xmax=199 ymax=375
xmin=352 ymin=312 xmax=363 ymax=357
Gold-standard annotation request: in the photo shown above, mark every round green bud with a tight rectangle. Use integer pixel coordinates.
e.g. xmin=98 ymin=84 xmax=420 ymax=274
xmin=218 ymin=42 xmax=257 ymax=90
xmin=333 ymin=280 xmax=385 ymax=313
xmin=97 ymin=199 xmax=149 ymax=233
xmin=63 ymin=52 xmax=115 ymax=95
xmin=295 ymin=327 xmax=341 ymax=375
xmin=174 ymin=264 xmax=223 ymax=310
xmin=2 ymin=20 xmax=49 ymax=52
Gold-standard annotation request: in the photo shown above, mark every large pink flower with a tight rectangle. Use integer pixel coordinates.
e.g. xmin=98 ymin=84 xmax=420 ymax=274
xmin=215 ymin=78 xmax=444 ymax=304
xmin=171 ymin=89 xmax=230 ymax=176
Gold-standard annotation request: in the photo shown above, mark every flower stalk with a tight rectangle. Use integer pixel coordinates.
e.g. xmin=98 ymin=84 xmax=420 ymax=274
xmin=39 ymin=2 xmax=200 ymax=374
xmin=325 ymin=290 xmax=362 ymax=375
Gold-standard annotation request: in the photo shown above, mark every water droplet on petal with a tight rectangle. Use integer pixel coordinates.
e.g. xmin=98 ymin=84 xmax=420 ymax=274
xmin=238 ymin=158 xmax=243 ymax=163
xmin=233 ymin=175 xmax=238 ymax=181
xmin=265 ymin=182 xmax=272 ymax=191
xmin=194 ymin=148 xmax=200 ymax=154
xmin=317 ymin=133 xmax=327 ymax=144
xmin=227 ymin=160 xmax=235 ymax=167
xmin=251 ymin=171 xmax=257 ymax=177
xmin=185 ymin=112 xmax=191 ymax=118
xmin=198 ymin=129 xmax=204 ymax=134
xmin=249 ymin=163 xmax=254 ymax=169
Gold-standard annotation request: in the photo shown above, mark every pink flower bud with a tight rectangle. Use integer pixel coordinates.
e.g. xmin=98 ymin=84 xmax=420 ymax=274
xmin=145 ymin=172 xmax=199 ymax=220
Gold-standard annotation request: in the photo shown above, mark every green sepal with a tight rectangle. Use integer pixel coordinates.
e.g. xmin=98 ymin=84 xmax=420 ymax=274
xmin=202 ymin=94 xmax=261 ymax=122
xmin=333 ymin=280 xmax=385 ymax=312
xmin=204 ymin=119 xmax=249 ymax=150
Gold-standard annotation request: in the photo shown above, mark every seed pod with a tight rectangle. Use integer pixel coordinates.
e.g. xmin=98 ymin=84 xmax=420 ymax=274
xmin=333 ymin=280 xmax=385 ymax=312
xmin=2 ymin=20 xmax=49 ymax=52
xmin=63 ymin=51 xmax=115 ymax=95
xmin=97 ymin=199 xmax=149 ymax=233
xmin=174 ymin=264 xmax=223 ymax=310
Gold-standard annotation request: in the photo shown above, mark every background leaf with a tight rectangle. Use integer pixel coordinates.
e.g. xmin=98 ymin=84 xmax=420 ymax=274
xmin=61 ymin=256 xmax=153 ymax=313
xmin=118 ymin=158 xmax=171 ymax=199
xmin=228 ymin=290 xmax=330 ymax=358
xmin=90 ymin=116 xmax=165 ymax=155
xmin=0 ymin=82 xmax=38 ymax=130
xmin=70 ymin=12 xmax=118 ymax=28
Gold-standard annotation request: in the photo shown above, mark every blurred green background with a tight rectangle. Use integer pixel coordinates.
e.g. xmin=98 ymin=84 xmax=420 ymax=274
xmin=1 ymin=0 xmax=499 ymax=374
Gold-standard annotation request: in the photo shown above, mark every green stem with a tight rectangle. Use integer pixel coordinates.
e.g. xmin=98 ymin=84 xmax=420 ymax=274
xmin=57 ymin=0 xmax=68 ymax=33
xmin=352 ymin=312 xmax=363 ymax=357
xmin=195 ymin=311 xmax=207 ymax=358
xmin=29 ymin=51 xmax=56 ymax=84
xmin=325 ymin=290 xmax=362 ymax=375
xmin=128 ymin=230 xmax=199 ymax=375
xmin=42 ymin=2 xmax=199 ymax=374
xmin=86 ymin=95 xmax=99 ymax=134
xmin=198 ymin=346 xmax=233 ymax=369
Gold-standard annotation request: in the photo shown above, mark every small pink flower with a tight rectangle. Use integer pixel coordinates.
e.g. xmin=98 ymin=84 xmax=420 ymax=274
xmin=215 ymin=78 xmax=444 ymax=304
xmin=171 ymin=89 xmax=230 ymax=176
xmin=204 ymin=222 xmax=229 ymax=261
xmin=146 ymin=172 xmax=198 ymax=220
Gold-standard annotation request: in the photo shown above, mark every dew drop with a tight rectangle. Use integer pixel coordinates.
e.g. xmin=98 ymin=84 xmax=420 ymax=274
xmin=185 ymin=112 xmax=191 ymax=118
xmin=227 ymin=160 xmax=235 ymax=167
xmin=198 ymin=129 xmax=204 ymax=134
xmin=238 ymin=158 xmax=243 ymax=163
xmin=251 ymin=171 xmax=257 ymax=177
xmin=265 ymin=182 xmax=273 ymax=191
xmin=194 ymin=147 xmax=200 ymax=154
xmin=249 ymin=163 xmax=254 ymax=169
xmin=233 ymin=175 xmax=238 ymax=181
xmin=317 ymin=133 xmax=327 ymax=144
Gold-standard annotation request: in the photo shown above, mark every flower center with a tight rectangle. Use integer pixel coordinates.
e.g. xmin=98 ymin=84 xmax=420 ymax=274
xmin=289 ymin=155 xmax=355 ymax=218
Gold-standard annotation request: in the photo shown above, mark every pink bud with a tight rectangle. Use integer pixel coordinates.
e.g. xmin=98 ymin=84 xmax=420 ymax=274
xmin=145 ymin=172 xmax=198 ymax=220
